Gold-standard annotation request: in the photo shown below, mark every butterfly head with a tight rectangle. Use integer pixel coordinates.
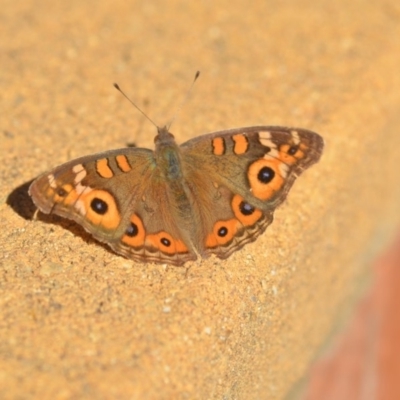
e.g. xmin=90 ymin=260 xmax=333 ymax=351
xmin=155 ymin=125 xmax=176 ymax=147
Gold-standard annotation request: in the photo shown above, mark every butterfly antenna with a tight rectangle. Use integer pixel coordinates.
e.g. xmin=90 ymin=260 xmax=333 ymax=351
xmin=167 ymin=71 xmax=200 ymax=130
xmin=113 ymin=83 xmax=158 ymax=128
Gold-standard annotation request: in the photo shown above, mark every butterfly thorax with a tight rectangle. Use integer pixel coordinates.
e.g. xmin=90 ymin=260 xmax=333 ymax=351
xmin=154 ymin=126 xmax=182 ymax=181
xmin=154 ymin=126 xmax=194 ymax=224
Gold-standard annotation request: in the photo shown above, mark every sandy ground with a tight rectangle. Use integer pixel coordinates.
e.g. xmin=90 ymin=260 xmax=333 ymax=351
xmin=2 ymin=0 xmax=400 ymax=399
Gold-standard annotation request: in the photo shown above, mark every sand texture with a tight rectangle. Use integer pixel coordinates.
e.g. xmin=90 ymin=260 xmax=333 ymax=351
xmin=2 ymin=0 xmax=400 ymax=399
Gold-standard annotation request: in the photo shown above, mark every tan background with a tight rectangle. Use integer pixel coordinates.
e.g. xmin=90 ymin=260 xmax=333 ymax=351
xmin=2 ymin=0 xmax=400 ymax=399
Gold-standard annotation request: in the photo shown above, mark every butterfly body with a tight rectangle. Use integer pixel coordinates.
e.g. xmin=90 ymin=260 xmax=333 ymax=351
xmin=29 ymin=125 xmax=323 ymax=265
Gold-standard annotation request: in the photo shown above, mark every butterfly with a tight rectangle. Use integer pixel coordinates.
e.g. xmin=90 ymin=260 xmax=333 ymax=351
xmin=29 ymin=121 xmax=323 ymax=266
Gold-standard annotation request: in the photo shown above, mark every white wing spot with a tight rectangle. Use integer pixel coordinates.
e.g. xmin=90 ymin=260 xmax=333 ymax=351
xmin=74 ymin=184 xmax=93 ymax=214
xmin=291 ymin=131 xmax=300 ymax=144
xmin=73 ymin=164 xmax=87 ymax=183
xmin=75 ymin=199 xmax=86 ymax=215
xmin=279 ymin=162 xmax=289 ymax=177
xmin=75 ymin=183 xmax=92 ymax=196
xmin=265 ymin=148 xmax=280 ymax=159
xmin=259 ymin=138 xmax=277 ymax=149
xmin=48 ymin=174 xmax=57 ymax=188
xmin=72 ymin=164 xmax=84 ymax=173
xmin=260 ymin=131 xmax=271 ymax=140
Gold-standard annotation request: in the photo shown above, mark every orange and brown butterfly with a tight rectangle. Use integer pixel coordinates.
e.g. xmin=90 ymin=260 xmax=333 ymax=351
xmin=29 ymin=77 xmax=324 ymax=265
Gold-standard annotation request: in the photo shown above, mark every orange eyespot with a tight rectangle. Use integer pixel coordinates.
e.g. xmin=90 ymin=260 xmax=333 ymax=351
xmin=78 ymin=190 xmax=121 ymax=229
xmin=247 ymin=159 xmax=285 ymax=201
xmin=279 ymin=143 xmax=306 ymax=165
xmin=231 ymin=195 xmax=263 ymax=226
xmin=205 ymin=219 xmax=240 ymax=248
xmin=145 ymin=231 xmax=189 ymax=255
xmin=122 ymin=214 xmax=146 ymax=247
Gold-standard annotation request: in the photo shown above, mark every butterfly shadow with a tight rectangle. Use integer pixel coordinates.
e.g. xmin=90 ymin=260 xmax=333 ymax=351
xmin=7 ymin=180 xmax=114 ymax=255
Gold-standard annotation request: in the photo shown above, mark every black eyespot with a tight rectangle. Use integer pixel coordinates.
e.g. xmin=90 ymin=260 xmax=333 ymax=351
xmin=288 ymin=145 xmax=298 ymax=155
xmin=239 ymin=201 xmax=255 ymax=216
xmin=125 ymin=222 xmax=138 ymax=237
xmin=90 ymin=198 xmax=108 ymax=215
xmin=218 ymin=227 xmax=228 ymax=237
xmin=56 ymin=187 xmax=67 ymax=197
xmin=161 ymin=237 xmax=171 ymax=247
xmin=258 ymin=166 xmax=275 ymax=184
